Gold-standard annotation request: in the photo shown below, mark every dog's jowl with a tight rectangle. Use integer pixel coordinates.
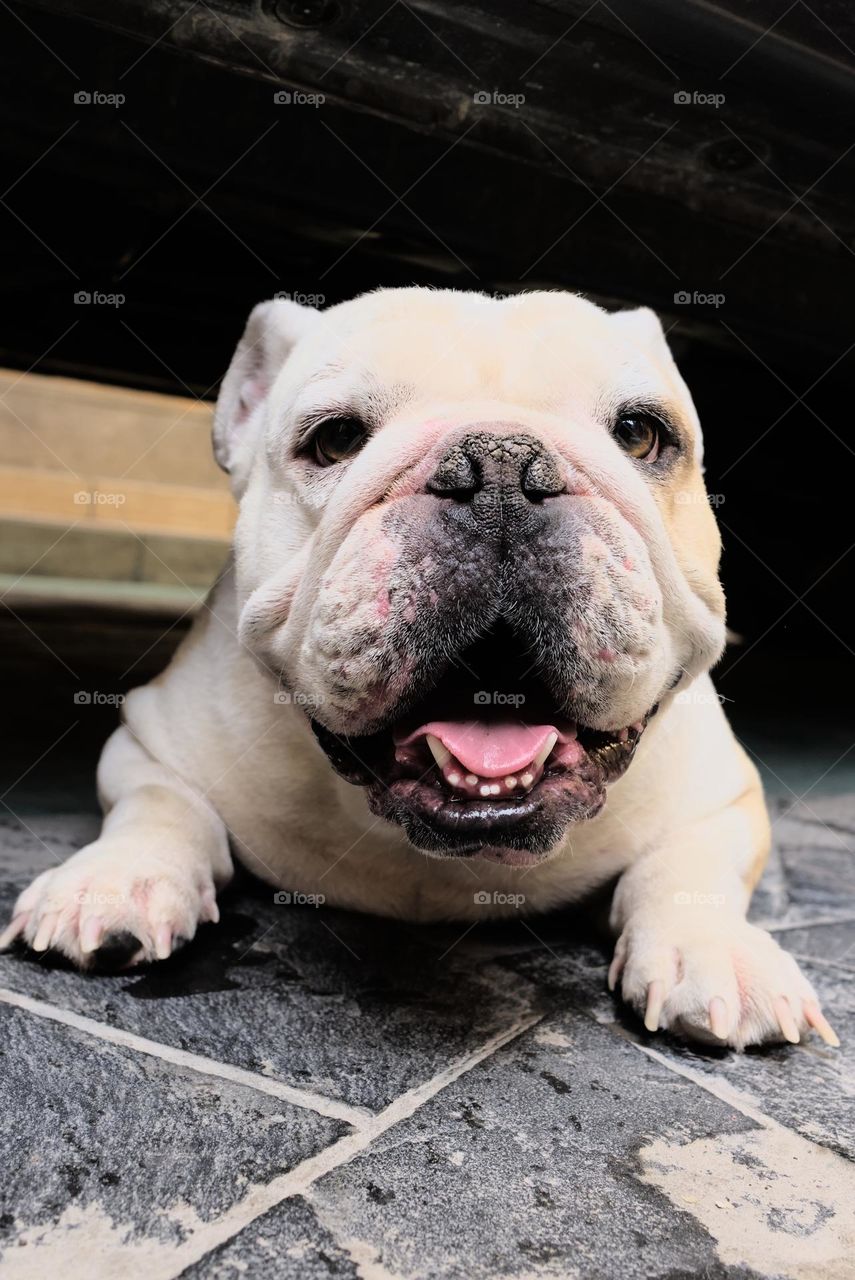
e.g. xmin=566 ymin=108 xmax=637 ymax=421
xmin=1 ymin=288 xmax=838 ymax=1052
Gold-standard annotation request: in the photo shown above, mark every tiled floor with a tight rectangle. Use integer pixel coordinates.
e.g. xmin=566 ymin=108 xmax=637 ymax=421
xmin=1 ymin=796 xmax=854 ymax=1280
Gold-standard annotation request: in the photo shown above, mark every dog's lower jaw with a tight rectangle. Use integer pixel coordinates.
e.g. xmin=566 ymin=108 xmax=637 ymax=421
xmin=363 ymin=768 xmax=607 ymax=860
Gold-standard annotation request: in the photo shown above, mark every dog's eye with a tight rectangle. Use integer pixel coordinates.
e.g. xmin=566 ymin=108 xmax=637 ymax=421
xmin=612 ymin=412 xmax=661 ymax=462
xmin=310 ymin=416 xmax=369 ymax=466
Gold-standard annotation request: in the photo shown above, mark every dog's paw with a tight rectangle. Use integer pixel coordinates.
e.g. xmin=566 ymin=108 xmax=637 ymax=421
xmin=609 ymin=913 xmax=839 ymax=1050
xmin=0 ymin=839 xmax=220 ymax=969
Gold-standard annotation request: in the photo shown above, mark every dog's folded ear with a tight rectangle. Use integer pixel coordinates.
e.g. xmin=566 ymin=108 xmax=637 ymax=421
xmin=608 ymin=306 xmax=673 ymax=360
xmin=213 ymin=298 xmax=320 ymax=484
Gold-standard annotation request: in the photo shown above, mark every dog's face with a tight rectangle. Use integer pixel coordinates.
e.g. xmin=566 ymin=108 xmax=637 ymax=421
xmin=214 ymin=288 xmax=725 ymax=865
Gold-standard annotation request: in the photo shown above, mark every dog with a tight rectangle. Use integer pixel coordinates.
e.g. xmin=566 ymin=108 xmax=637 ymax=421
xmin=1 ymin=287 xmax=839 ymax=1051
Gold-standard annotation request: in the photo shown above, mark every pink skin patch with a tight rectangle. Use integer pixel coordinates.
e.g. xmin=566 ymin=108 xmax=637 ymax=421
xmin=375 ymin=590 xmax=390 ymax=620
xmin=365 ymin=534 xmax=399 ymax=622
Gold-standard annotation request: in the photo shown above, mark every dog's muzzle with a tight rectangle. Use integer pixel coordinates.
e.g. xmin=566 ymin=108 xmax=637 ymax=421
xmin=299 ymin=424 xmax=667 ymax=863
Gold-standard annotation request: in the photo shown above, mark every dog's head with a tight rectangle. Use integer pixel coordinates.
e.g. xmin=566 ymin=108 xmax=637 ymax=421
xmin=214 ymin=288 xmax=725 ymax=866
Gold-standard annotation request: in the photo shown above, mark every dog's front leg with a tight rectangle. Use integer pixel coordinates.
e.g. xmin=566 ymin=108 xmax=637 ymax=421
xmin=608 ymin=786 xmax=839 ymax=1049
xmin=1 ymin=726 xmax=232 ymax=967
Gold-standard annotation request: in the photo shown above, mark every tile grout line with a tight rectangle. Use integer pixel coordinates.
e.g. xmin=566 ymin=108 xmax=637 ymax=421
xmin=758 ymin=913 xmax=855 ymax=933
xmin=160 ymin=1008 xmax=544 ymax=1279
xmin=0 ymin=985 xmax=371 ymax=1129
xmin=788 ymin=952 xmax=855 ymax=973
xmin=606 ymin=1017 xmax=843 ymax=1141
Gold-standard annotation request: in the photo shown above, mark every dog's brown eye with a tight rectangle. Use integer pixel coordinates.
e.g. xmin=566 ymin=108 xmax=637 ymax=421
xmin=613 ymin=413 xmax=660 ymax=461
xmin=311 ymin=416 xmax=368 ymax=466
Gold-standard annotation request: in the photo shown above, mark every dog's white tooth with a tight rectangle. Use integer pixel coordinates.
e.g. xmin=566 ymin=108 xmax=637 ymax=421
xmin=465 ymin=774 xmax=479 ymax=786
xmin=447 ymin=771 xmax=461 ymax=787
xmin=520 ymin=772 xmax=534 ymax=788
xmin=426 ymin=734 xmax=451 ymax=768
xmin=489 ymin=784 xmax=501 ymax=795
xmin=480 ymin=785 xmax=492 ymax=797
xmin=533 ymin=732 xmax=558 ymax=769
xmin=504 ymin=776 xmax=517 ymax=789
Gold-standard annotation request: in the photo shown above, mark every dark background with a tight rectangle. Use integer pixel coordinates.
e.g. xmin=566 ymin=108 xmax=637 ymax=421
xmin=1 ymin=0 xmax=853 ymax=805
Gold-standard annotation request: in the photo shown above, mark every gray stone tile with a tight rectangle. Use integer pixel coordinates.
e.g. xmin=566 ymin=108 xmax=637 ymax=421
xmin=214 ymin=1009 xmax=775 ymax=1280
xmin=768 ymin=920 xmax=855 ymax=972
xmin=0 ymin=813 xmax=98 ymax=879
xmin=2 ymin=788 xmax=854 ymax=1277
xmin=0 ymin=818 xmax=541 ymax=1115
xmin=490 ymin=929 xmax=855 ymax=1164
xmin=0 ymin=1003 xmax=345 ymax=1270
xmin=743 ymin=799 xmax=855 ymax=933
xmin=177 ymin=1196 xmax=359 ymax=1280
xmin=769 ymin=796 xmax=855 ymax=916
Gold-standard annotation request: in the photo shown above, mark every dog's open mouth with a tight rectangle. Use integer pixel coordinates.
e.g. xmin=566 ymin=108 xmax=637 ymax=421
xmin=310 ymin=624 xmax=653 ymax=862
xmin=393 ymin=716 xmax=642 ymax=801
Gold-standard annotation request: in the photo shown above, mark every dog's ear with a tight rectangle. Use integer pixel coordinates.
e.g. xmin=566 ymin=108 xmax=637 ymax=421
xmin=213 ymin=298 xmax=320 ymax=483
xmin=608 ymin=306 xmax=673 ymax=361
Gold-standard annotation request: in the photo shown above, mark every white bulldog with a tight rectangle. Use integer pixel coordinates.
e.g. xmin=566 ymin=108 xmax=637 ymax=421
xmin=1 ymin=288 xmax=839 ymax=1051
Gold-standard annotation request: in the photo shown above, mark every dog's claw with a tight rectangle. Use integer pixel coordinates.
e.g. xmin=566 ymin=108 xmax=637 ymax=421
xmin=32 ymin=911 xmax=58 ymax=952
xmin=201 ymin=888 xmax=219 ymax=924
xmin=804 ymin=999 xmax=840 ymax=1048
xmin=154 ymin=924 xmax=172 ymax=959
xmin=80 ymin=916 xmax=105 ymax=954
xmin=644 ymin=979 xmax=665 ymax=1032
xmin=0 ymin=913 xmax=27 ymax=950
xmin=708 ymin=996 xmax=729 ymax=1040
xmin=774 ymin=995 xmax=801 ymax=1044
xmin=607 ymin=951 xmax=624 ymax=992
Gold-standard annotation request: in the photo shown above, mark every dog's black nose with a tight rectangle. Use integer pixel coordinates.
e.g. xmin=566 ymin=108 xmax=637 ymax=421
xmin=427 ymin=431 xmax=566 ymax=503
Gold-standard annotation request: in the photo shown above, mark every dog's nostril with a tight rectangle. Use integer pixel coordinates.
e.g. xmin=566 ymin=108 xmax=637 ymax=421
xmin=427 ymin=430 xmax=566 ymax=505
xmin=521 ymin=453 xmax=566 ymax=501
xmin=427 ymin=449 xmax=480 ymax=500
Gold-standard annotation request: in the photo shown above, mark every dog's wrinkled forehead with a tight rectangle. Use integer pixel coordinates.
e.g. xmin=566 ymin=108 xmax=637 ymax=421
xmin=277 ymin=288 xmax=696 ymax=431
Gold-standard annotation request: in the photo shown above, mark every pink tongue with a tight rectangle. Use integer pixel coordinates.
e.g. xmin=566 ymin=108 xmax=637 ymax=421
xmin=397 ymin=721 xmax=560 ymax=778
